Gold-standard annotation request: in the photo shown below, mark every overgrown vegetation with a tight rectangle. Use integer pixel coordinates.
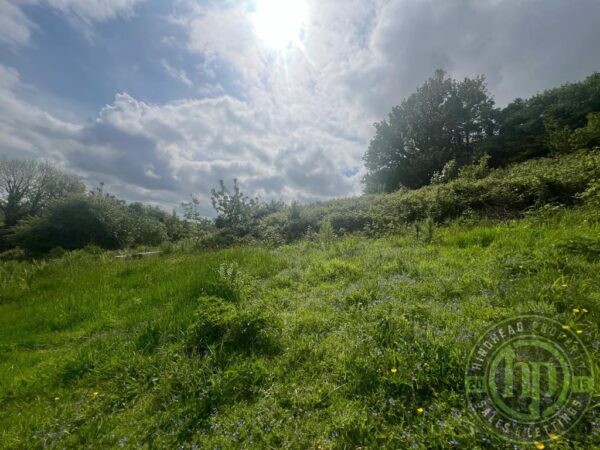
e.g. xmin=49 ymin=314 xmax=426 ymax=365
xmin=1 ymin=202 xmax=599 ymax=448
xmin=3 ymin=72 xmax=599 ymax=257
xmin=254 ymin=150 xmax=600 ymax=244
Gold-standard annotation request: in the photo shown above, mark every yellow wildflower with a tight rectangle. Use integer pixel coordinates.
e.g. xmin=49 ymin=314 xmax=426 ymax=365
xmin=535 ymin=442 xmax=545 ymax=450
xmin=416 ymin=407 xmax=424 ymax=414
xmin=548 ymin=433 xmax=559 ymax=440
xmin=561 ymin=325 xmax=570 ymax=330
xmin=573 ymin=308 xmax=580 ymax=313
xmin=91 ymin=391 xmax=99 ymax=397
xmin=390 ymin=367 xmax=398 ymax=374
xmin=576 ymin=330 xmax=583 ymax=334
xmin=582 ymin=308 xmax=589 ymax=313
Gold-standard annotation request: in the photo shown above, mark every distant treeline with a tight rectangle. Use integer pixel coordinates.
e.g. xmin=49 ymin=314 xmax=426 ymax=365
xmin=1 ymin=71 xmax=599 ymax=257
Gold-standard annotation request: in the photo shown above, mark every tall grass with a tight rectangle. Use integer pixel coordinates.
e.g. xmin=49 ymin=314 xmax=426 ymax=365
xmin=1 ymin=205 xmax=599 ymax=448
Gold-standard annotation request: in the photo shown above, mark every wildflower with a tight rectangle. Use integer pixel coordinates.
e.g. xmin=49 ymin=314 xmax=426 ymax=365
xmin=535 ymin=442 xmax=545 ymax=450
xmin=91 ymin=391 xmax=99 ymax=397
xmin=561 ymin=325 xmax=570 ymax=330
xmin=582 ymin=308 xmax=589 ymax=313
xmin=390 ymin=367 xmax=398 ymax=374
xmin=576 ymin=330 xmax=583 ymax=335
xmin=548 ymin=433 xmax=559 ymax=440
xmin=573 ymin=308 xmax=580 ymax=313
xmin=416 ymin=407 xmax=424 ymax=414
xmin=54 ymin=397 xmax=60 ymax=401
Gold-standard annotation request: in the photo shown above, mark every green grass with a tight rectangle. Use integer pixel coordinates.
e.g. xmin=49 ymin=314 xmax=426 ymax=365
xmin=1 ymin=207 xmax=599 ymax=449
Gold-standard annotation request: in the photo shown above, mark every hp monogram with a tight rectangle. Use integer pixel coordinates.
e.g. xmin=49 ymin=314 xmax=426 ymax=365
xmin=465 ymin=316 xmax=594 ymax=444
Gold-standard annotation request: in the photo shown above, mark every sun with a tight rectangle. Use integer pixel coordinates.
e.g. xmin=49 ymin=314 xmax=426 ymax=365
xmin=252 ymin=0 xmax=308 ymax=50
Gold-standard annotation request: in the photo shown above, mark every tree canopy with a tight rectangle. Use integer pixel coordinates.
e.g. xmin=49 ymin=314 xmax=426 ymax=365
xmin=363 ymin=70 xmax=497 ymax=192
xmin=478 ymin=72 xmax=600 ymax=164
xmin=364 ymin=70 xmax=600 ymax=193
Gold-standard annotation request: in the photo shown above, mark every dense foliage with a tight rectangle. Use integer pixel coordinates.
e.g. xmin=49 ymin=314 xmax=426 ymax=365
xmin=363 ymin=70 xmax=497 ymax=192
xmin=0 ymin=159 xmax=85 ymax=251
xmin=0 ymin=159 xmax=85 ymax=228
xmin=365 ymin=71 xmax=600 ymax=192
xmin=11 ymin=187 xmax=183 ymax=254
xmin=253 ymin=150 xmax=600 ymax=245
xmin=480 ymin=72 xmax=600 ymax=165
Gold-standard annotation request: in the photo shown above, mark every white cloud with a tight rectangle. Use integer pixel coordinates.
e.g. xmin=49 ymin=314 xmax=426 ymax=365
xmin=0 ymin=64 xmax=80 ymax=163
xmin=0 ymin=0 xmax=143 ymax=46
xmin=161 ymin=59 xmax=193 ymax=87
xmin=46 ymin=0 xmax=141 ymax=23
xmin=0 ymin=64 xmax=20 ymax=88
xmin=70 ymin=91 xmax=363 ymax=212
xmin=3 ymin=0 xmax=600 ymax=214
xmin=0 ymin=0 xmax=35 ymax=46
xmin=180 ymin=3 xmax=266 ymax=84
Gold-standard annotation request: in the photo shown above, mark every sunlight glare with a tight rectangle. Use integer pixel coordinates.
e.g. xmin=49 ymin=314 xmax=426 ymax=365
xmin=253 ymin=0 xmax=308 ymax=50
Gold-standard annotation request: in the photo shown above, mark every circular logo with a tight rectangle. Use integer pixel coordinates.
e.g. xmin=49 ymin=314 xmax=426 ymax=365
xmin=465 ymin=315 xmax=594 ymax=443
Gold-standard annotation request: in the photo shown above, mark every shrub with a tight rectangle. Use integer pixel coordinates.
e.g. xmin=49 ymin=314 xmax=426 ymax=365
xmin=430 ymin=159 xmax=459 ymax=184
xmin=12 ymin=193 xmax=168 ymax=254
xmin=318 ymin=220 xmax=335 ymax=247
xmin=570 ymin=112 xmax=600 ymax=150
xmin=457 ymin=154 xmax=491 ymax=181
xmin=12 ymin=195 xmax=124 ymax=253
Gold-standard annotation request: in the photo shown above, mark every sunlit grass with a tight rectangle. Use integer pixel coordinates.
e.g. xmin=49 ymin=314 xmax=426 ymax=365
xmin=0 ymin=207 xmax=599 ymax=448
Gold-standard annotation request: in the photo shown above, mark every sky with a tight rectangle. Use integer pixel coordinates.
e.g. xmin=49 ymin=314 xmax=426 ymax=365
xmin=1 ymin=0 xmax=600 ymax=215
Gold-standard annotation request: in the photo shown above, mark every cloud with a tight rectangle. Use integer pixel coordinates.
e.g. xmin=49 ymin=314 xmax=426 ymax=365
xmin=2 ymin=0 xmax=600 ymax=214
xmin=0 ymin=0 xmax=143 ymax=46
xmin=161 ymin=59 xmax=193 ymax=87
xmin=0 ymin=64 xmax=80 ymax=161
xmin=178 ymin=2 xmax=267 ymax=85
xmin=0 ymin=64 xmax=20 ymax=88
xmin=46 ymin=0 xmax=142 ymax=23
xmin=0 ymin=1 xmax=35 ymax=46
xmin=0 ymin=62 xmax=363 ymax=214
xmin=68 ymin=92 xmax=363 ymax=211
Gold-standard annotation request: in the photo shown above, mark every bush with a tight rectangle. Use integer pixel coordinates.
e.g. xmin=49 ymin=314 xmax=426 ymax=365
xmin=570 ymin=112 xmax=600 ymax=150
xmin=12 ymin=193 xmax=168 ymax=254
xmin=430 ymin=159 xmax=459 ymax=184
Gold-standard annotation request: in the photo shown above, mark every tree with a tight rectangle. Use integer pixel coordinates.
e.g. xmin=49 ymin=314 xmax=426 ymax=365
xmin=211 ymin=179 xmax=259 ymax=230
xmin=363 ymin=70 xmax=497 ymax=192
xmin=0 ymin=158 xmax=85 ymax=227
xmin=181 ymin=194 xmax=214 ymax=242
xmin=478 ymin=72 xmax=600 ymax=165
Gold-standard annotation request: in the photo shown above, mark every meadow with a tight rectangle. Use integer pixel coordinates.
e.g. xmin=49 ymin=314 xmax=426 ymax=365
xmin=1 ymin=204 xmax=599 ymax=449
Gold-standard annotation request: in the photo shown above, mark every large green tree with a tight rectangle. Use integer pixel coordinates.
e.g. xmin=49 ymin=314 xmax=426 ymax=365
xmin=363 ymin=70 xmax=497 ymax=192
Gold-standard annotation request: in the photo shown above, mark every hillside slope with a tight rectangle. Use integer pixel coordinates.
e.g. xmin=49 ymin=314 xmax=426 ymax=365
xmin=253 ymin=150 xmax=600 ymax=244
xmin=1 ymin=204 xmax=599 ymax=448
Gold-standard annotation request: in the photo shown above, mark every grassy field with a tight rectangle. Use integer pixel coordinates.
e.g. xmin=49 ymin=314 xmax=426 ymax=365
xmin=1 ymin=207 xmax=599 ymax=449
